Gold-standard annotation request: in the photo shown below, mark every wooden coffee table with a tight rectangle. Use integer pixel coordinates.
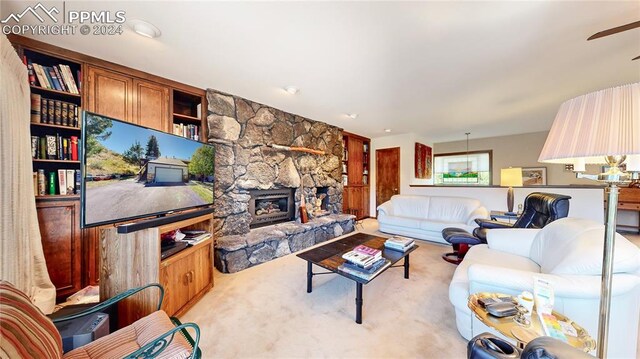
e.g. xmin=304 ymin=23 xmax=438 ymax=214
xmin=296 ymin=232 xmax=417 ymax=324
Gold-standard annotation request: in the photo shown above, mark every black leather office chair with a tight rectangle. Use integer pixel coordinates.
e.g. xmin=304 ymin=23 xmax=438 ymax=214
xmin=473 ymin=192 xmax=571 ymax=241
xmin=442 ymin=192 xmax=571 ymax=264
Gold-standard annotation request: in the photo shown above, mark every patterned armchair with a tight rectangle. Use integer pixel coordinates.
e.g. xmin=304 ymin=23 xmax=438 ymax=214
xmin=0 ymin=281 xmax=200 ymax=358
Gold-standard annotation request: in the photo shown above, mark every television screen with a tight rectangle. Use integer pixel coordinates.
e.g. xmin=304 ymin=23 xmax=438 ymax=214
xmin=81 ymin=112 xmax=214 ymax=228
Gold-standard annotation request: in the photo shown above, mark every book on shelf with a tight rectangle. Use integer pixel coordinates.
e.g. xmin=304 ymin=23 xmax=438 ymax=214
xmin=41 ymin=98 xmax=48 ymax=123
xmin=33 ymin=134 xmax=79 ymax=161
xmin=47 ymin=99 xmax=54 ymax=124
xmin=45 ymin=135 xmax=57 ymax=159
xmin=30 ymin=136 xmax=38 ymax=158
xmin=37 ymin=170 xmax=46 ymax=195
xmin=57 ymin=169 xmax=67 ymax=195
xmin=25 ymin=56 xmax=80 ymax=94
xmin=384 ymin=236 xmax=415 ymax=252
xmin=66 ymin=170 xmax=75 ymax=195
xmin=338 ymin=258 xmax=391 ymax=280
xmin=74 ymin=170 xmax=81 ymax=195
xmin=48 ymin=171 xmax=56 ymax=195
xmin=30 ymin=94 xmax=41 ymax=123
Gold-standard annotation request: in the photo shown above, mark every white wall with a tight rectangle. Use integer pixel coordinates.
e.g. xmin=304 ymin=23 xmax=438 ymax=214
xmin=369 ymin=133 xmax=434 ymax=213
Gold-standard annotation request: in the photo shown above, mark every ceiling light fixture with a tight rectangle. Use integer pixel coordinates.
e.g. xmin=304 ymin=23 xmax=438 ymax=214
xmin=384 ymin=129 xmax=392 ymax=133
xmin=284 ymin=86 xmax=299 ymax=95
xmin=128 ymin=19 xmax=161 ymax=38
xmin=347 ymin=113 xmax=358 ymax=119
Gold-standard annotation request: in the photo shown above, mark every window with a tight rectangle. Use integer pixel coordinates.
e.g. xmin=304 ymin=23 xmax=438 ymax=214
xmin=434 ymin=150 xmax=493 ymax=185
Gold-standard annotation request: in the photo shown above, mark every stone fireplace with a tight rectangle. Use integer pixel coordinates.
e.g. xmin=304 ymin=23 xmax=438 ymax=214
xmin=206 ymin=89 xmax=355 ymax=272
xmin=249 ymin=188 xmax=295 ymax=228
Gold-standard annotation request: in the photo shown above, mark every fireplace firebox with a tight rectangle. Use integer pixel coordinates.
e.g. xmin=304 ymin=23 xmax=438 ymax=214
xmin=248 ymin=189 xmax=295 ymax=228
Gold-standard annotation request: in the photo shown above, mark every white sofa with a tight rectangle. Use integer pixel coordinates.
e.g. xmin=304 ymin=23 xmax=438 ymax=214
xmin=376 ymin=195 xmax=488 ymax=244
xmin=449 ymin=217 xmax=640 ymax=359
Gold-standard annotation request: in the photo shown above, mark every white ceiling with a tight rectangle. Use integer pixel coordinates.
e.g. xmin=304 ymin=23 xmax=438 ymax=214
xmin=2 ymin=1 xmax=639 ymax=142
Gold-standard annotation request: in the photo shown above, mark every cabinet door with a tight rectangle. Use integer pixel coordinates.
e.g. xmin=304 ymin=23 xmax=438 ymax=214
xmin=160 ymin=255 xmax=191 ymax=316
xmin=347 ymin=137 xmax=364 ymax=185
xmin=86 ymin=66 xmax=133 ymax=122
xmin=191 ymin=244 xmax=213 ymax=296
xmin=133 ymin=80 xmax=170 ymax=132
xmin=36 ymin=199 xmax=82 ymax=299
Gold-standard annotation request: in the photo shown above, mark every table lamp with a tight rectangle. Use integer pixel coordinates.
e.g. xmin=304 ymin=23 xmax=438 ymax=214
xmin=538 ymin=82 xmax=639 ymax=358
xmin=500 ymin=167 xmax=523 ymax=215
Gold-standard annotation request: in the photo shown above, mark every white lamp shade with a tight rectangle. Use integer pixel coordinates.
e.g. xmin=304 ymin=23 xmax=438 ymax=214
xmin=501 ymin=167 xmax=523 ymax=187
xmin=627 ymin=155 xmax=640 ymax=172
xmin=538 ymin=83 xmax=640 ymax=164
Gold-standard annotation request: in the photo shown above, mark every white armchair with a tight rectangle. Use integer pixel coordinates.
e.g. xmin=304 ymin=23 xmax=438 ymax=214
xmin=449 ymin=218 xmax=640 ymax=359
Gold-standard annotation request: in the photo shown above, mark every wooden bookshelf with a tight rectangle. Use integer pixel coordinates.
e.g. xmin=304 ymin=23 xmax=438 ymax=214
xmin=171 ymin=89 xmax=205 ymax=141
xmin=342 ymin=132 xmax=371 ymax=220
xmin=31 ymin=122 xmax=81 ymax=131
xmin=30 ymin=85 xmax=81 ymax=99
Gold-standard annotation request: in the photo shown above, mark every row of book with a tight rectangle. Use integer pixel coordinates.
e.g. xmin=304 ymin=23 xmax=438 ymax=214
xmin=33 ymin=169 xmax=81 ymax=196
xmin=30 ymin=94 xmax=80 ymax=127
xmin=384 ymin=236 xmax=415 ymax=252
xmin=339 ymin=245 xmax=390 ymax=280
xmin=24 ymin=56 xmax=81 ymax=94
xmin=31 ymin=135 xmax=79 ymax=161
xmin=173 ymin=123 xmax=200 ymax=141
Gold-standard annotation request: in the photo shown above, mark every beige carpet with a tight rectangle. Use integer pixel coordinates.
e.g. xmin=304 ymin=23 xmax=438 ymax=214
xmin=180 ymin=219 xmax=640 ymax=358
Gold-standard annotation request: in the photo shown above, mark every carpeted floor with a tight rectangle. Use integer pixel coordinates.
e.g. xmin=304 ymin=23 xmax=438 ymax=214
xmin=180 ymin=219 xmax=640 ymax=358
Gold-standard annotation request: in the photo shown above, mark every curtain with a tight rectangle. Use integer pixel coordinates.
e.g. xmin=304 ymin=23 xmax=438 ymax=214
xmin=0 ymin=34 xmax=56 ymax=314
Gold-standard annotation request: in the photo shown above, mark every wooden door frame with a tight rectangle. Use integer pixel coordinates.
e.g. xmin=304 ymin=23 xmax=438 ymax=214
xmin=375 ymin=147 xmax=400 ymax=208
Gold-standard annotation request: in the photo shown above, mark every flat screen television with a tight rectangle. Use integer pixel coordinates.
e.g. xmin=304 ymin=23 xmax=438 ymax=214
xmin=80 ymin=112 xmax=215 ymax=228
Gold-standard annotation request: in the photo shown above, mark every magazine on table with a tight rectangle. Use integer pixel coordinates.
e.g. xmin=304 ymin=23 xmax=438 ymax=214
xmin=384 ymin=236 xmax=415 ymax=252
xmin=338 ymin=259 xmax=391 ymax=280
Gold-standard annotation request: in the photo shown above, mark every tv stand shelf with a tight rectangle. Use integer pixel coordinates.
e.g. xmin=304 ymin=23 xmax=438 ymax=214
xmin=101 ymin=213 xmax=214 ymax=327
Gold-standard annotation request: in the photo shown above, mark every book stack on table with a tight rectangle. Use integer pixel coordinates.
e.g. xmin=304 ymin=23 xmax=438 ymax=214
xmin=384 ymin=236 xmax=415 ymax=252
xmin=338 ymin=245 xmax=390 ymax=280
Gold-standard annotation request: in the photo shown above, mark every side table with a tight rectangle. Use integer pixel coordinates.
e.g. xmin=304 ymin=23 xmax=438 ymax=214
xmin=468 ymin=292 xmax=595 ymax=352
xmin=489 ymin=210 xmax=520 ymax=224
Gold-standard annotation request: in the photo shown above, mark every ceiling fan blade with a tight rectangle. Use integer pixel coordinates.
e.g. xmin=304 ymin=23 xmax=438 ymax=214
xmin=633 ymin=55 xmax=640 ymax=61
xmin=588 ymin=20 xmax=640 ymax=40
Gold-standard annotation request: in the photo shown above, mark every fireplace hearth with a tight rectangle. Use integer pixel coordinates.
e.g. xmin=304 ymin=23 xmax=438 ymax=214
xmin=249 ymin=189 xmax=295 ymax=228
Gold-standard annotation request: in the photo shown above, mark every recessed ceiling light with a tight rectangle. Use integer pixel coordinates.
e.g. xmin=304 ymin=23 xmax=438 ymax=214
xmin=347 ymin=113 xmax=358 ymax=119
xmin=128 ymin=19 xmax=161 ymax=38
xmin=384 ymin=129 xmax=392 ymax=133
xmin=284 ymin=86 xmax=299 ymax=95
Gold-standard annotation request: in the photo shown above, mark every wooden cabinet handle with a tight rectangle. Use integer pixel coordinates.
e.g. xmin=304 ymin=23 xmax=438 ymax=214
xmin=183 ymin=272 xmax=190 ymax=285
xmin=189 ymin=270 xmax=195 ymax=282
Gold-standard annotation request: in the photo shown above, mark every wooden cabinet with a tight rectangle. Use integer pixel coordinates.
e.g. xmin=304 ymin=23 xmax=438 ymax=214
xmin=133 ymin=80 xmax=170 ymax=132
xmin=101 ymin=214 xmax=214 ymax=327
xmin=87 ymin=66 xmax=134 ymax=122
xmin=36 ymin=198 xmax=82 ymax=299
xmin=161 ymin=243 xmax=212 ymax=316
xmin=342 ymin=132 xmax=371 ymax=219
xmin=87 ymin=66 xmax=171 ymax=132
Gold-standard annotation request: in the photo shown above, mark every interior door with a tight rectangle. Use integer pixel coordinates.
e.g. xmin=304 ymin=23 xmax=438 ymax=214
xmin=376 ymin=147 xmax=400 ymax=208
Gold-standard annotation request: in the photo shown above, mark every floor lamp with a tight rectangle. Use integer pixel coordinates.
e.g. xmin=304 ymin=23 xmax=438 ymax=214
xmin=538 ymin=82 xmax=639 ymax=358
